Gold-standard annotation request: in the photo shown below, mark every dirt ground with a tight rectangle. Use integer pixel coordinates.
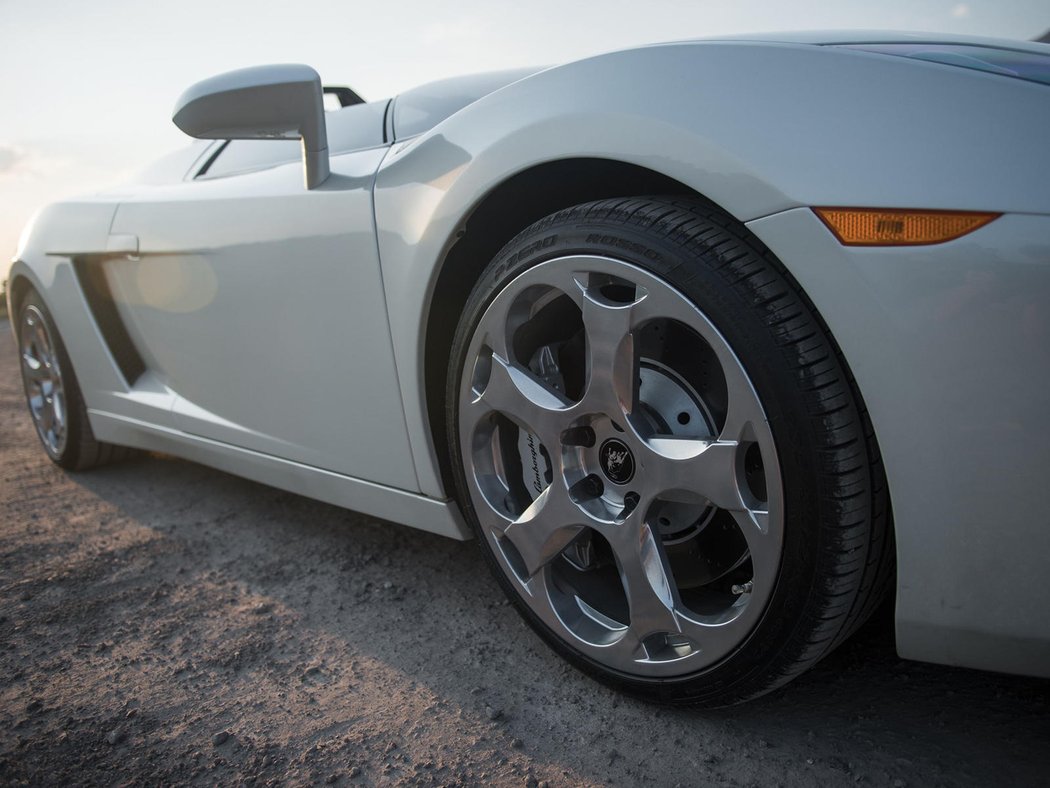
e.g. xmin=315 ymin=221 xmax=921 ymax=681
xmin=1 ymin=317 xmax=1048 ymax=787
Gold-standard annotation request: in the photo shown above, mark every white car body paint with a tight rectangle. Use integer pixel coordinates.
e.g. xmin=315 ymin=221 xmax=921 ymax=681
xmin=8 ymin=33 xmax=1050 ymax=675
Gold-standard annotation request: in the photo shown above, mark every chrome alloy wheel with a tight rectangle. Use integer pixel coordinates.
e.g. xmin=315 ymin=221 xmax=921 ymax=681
xmin=20 ymin=304 xmax=68 ymax=456
xmin=458 ymin=255 xmax=783 ymax=677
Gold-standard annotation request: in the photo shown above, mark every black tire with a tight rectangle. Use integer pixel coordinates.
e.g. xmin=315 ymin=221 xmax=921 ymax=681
xmin=15 ymin=286 xmax=136 ymax=471
xmin=447 ymin=196 xmax=892 ymax=706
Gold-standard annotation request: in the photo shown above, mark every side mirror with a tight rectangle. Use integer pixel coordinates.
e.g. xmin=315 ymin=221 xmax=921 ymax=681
xmin=173 ymin=64 xmax=330 ymax=189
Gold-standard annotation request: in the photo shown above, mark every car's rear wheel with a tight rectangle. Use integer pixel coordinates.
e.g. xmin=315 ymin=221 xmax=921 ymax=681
xmin=447 ymin=197 xmax=891 ymax=706
xmin=16 ymin=286 xmax=134 ymax=470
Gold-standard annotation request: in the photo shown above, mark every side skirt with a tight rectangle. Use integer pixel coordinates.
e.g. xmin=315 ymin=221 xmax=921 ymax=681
xmin=89 ymin=410 xmax=471 ymax=541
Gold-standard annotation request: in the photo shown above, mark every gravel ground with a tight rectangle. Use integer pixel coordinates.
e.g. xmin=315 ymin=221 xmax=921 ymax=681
xmin=1 ymin=317 xmax=1048 ymax=787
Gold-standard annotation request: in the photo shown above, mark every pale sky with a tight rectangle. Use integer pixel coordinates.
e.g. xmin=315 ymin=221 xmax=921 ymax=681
xmin=1 ymin=0 xmax=1046 ymax=267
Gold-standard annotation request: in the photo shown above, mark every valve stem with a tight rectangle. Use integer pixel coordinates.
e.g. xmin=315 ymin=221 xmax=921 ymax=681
xmin=731 ymin=581 xmax=754 ymax=596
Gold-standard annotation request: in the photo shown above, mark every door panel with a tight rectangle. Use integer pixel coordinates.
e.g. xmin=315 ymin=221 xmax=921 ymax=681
xmin=107 ymin=148 xmax=419 ymax=490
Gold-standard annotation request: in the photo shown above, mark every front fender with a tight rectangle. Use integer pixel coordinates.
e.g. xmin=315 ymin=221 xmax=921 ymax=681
xmin=374 ymin=38 xmax=1050 ymax=498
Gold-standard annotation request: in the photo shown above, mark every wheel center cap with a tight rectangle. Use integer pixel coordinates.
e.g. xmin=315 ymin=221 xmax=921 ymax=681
xmin=599 ymin=438 xmax=635 ymax=485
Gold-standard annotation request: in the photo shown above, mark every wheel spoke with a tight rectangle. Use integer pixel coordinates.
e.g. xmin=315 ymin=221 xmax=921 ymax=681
xmin=38 ymin=399 xmax=55 ymax=434
xmin=51 ymin=391 xmax=66 ymax=433
xmin=719 ymin=362 xmax=767 ymax=441
xmin=674 ymin=609 xmax=749 ymax=658
xmin=500 ymin=483 xmax=585 ymax=579
xmin=469 ymin=354 xmax=572 ymax=445
xmin=728 ymin=507 xmax=778 ymax=580
xmin=22 ymin=356 xmax=49 ymax=382
xmin=645 ymin=436 xmax=743 ymax=512
xmin=610 ymin=519 xmax=682 ymax=642
xmin=579 ymin=290 xmax=638 ymax=416
xmin=732 ymin=506 xmax=769 ymax=532
xmin=31 ymin=320 xmax=53 ymax=360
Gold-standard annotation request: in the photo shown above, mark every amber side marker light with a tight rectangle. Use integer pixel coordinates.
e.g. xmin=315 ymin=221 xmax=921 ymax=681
xmin=813 ymin=208 xmax=999 ymax=246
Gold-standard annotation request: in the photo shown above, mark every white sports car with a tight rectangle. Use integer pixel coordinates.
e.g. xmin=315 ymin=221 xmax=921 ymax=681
xmin=9 ymin=31 xmax=1050 ymax=706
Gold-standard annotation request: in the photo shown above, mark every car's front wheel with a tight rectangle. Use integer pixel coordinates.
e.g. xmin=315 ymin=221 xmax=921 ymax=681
xmin=447 ymin=197 xmax=891 ymax=706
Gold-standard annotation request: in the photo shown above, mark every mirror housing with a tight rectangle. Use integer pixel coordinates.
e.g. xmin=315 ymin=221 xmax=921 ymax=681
xmin=173 ymin=64 xmax=330 ymax=189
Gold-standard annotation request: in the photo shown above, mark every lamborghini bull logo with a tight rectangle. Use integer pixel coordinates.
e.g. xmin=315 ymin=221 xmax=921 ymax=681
xmin=599 ymin=438 xmax=635 ymax=485
xmin=605 ymin=448 xmax=629 ymax=472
